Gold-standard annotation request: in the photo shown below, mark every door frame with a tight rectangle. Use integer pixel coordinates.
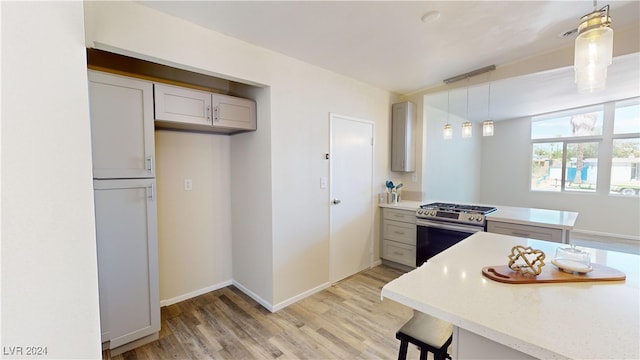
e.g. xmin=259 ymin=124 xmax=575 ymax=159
xmin=328 ymin=112 xmax=376 ymax=283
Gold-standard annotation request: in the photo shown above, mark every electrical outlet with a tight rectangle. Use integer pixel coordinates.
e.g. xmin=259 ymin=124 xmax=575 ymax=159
xmin=412 ymin=173 xmax=418 ymax=182
xmin=184 ymin=179 xmax=193 ymax=191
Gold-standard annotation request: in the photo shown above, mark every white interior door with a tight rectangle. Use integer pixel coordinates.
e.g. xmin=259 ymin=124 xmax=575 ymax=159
xmin=330 ymin=113 xmax=374 ymax=283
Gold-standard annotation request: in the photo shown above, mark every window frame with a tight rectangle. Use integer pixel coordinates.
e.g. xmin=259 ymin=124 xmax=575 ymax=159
xmin=530 ymin=97 xmax=639 ymax=196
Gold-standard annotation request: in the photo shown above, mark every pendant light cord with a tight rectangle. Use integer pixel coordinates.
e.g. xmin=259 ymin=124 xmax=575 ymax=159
xmin=447 ymin=90 xmax=450 ymax=123
xmin=466 ymin=79 xmax=469 ymax=121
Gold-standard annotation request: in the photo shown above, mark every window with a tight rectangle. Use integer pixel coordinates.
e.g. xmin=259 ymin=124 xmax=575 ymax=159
xmin=610 ymin=99 xmax=640 ymax=196
xmin=531 ymin=106 xmax=603 ymax=193
xmin=531 ymin=98 xmax=640 ymax=196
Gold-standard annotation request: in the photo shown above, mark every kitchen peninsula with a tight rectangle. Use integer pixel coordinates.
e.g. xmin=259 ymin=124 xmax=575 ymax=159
xmin=381 ymin=232 xmax=640 ymax=359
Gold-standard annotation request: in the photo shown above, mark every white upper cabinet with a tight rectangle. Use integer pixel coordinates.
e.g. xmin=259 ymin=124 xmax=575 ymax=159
xmin=153 ymin=83 xmax=212 ymax=126
xmin=88 ymin=71 xmax=155 ymax=179
xmin=212 ymin=93 xmax=257 ymax=131
xmin=153 ymin=83 xmax=256 ymax=134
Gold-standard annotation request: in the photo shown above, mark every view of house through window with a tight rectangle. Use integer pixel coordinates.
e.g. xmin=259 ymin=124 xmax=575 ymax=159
xmin=531 ymin=106 xmax=603 ymax=193
xmin=531 ymin=98 xmax=640 ymax=196
xmin=610 ymin=99 xmax=640 ymax=195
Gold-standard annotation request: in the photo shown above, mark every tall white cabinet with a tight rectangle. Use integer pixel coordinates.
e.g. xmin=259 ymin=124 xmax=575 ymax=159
xmin=88 ymin=70 xmax=160 ymax=350
xmin=94 ymin=179 xmax=160 ymax=348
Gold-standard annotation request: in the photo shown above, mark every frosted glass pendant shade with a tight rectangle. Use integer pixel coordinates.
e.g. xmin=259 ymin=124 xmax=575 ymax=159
xmin=443 ymin=124 xmax=452 ymax=139
xmin=483 ymin=120 xmax=494 ymax=136
xmin=574 ymin=7 xmax=613 ymax=94
xmin=462 ymin=122 xmax=472 ymax=138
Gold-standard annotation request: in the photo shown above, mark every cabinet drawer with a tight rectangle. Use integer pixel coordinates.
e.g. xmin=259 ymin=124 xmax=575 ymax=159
xmin=382 ymin=240 xmax=416 ymax=267
xmin=383 ymin=220 xmax=416 ymax=245
xmin=383 ymin=208 xmax=416 ymax=224
xmin=487 ymin=221 xmax=563 ymax=243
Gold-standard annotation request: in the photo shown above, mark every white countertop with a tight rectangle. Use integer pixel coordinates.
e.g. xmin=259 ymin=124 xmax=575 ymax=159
xmin=381 ymin=232 xmax=639 ymax=359
xmin=378 ymin=200 xmax=423 ymax=211
xmin=379 ymin=201 xmax=579 ymax=231
xmin=486 ymin=205 xmax=578 ymax=230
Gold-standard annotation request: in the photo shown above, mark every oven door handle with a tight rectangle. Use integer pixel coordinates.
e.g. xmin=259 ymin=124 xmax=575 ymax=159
xmin=416 ymin=219 xmax=481 ymax=234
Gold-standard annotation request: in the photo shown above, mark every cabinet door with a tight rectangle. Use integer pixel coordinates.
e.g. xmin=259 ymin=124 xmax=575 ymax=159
xmin=88 ymin=71 xmax=155 ymax=179
xmin=390 ymin=101 xmax=416 ymax=172
xmin=212 ymin=93 xmax=257 ymax=130
xmin=94 ymin=179 xmax=160 ymax=349
xmin=154 ymin=83 xmax=212 ymax=126
xmin=487 ymin=221 xmax=563 ymax=243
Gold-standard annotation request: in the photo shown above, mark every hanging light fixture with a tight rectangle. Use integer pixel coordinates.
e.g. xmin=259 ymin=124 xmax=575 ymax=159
xmin=443 ymin=90 xmax=452 ymax=140
xmin=482 ymin=83 xmax=494 ymax=137
xmin=574 ymin=1 xmax=613 ymax=93
xmin=462 ymin=82 xmax=472 ymax=138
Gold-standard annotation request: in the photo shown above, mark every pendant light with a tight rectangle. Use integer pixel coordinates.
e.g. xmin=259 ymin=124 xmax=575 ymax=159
xmin=574 ymin=1 xmax=613 ymax=93
xmin=482 ymin=83 xmax=494 ymax=137
xmin=443 ymin=90 xmax=452 ymax=140
xmin=461 ymin=82 xmax=472 ymax=138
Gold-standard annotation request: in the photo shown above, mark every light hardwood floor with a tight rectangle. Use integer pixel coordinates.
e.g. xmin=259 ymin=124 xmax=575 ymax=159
xmin=103 ymin=265 xmax=426 ymax=359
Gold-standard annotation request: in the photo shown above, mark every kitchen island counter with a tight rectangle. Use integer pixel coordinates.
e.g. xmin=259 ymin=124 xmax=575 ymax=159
xmin=381 ymin=231 xmax=639 ymax=359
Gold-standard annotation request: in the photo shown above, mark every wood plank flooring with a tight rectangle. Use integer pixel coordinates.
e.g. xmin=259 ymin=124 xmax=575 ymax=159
xmin=103 ymin=265 xmax=427 ymax=359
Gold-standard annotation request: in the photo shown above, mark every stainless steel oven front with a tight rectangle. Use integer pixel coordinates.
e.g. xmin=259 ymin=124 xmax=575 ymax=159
xmin=415 ymin=218 xmax=483 ymax=267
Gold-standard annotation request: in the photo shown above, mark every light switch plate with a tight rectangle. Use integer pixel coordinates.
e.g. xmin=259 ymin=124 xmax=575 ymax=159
xmin=184 ymin=179 xmax=193 ymax=191
xmin=320 ymin=176 xmax=328 ymax=189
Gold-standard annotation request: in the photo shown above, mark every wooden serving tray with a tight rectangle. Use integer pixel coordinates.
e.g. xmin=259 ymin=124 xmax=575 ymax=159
xmin=482 ymin=264 xmax=626 ymax=284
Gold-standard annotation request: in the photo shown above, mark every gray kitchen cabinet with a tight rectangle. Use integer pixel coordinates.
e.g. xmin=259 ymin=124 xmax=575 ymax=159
xmin=153 ymin=83 xmax=212 ymax=126
xmin=381 ymin=208 xmax=417 ymax=268
xmin=153 ymin=83 xmax=256 ymax=133
xmin=212 ymin=93 xmax=256 ymax=130
xmin=88 ymin=71 xmax=155 ymax=179
xmin=487 ymin=220 xmax=563 ymax=243
xmin=88 ymin=70 xmax=160 ymax=351
xmin=94 ymin=179 xmax=160 ymax=349
xmin=391 ymin=101 xmax=416 ymax=172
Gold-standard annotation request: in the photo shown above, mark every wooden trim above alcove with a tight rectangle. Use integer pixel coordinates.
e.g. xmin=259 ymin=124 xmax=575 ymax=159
xmin=86 ymin=48 xmax=231 ymax=94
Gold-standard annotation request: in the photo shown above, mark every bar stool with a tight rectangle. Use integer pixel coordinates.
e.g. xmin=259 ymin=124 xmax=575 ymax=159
xmin=396 ymin=311 xmax=453 ymax=360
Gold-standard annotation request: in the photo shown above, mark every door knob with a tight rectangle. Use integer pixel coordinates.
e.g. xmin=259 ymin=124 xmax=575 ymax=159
xmin=332 ymin=199 xmax=341 ymax=205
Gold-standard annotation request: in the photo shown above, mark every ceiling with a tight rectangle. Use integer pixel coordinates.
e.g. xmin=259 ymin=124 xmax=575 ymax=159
xmin=139 ymin=1 xmax=640 ymax=121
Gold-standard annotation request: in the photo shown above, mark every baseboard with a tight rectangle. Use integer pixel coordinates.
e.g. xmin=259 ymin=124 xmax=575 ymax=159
xmin=160 ymin=263 xmax=384 ymax=313
xmin=272 ymin=281 xmax=332 ymax=312
xmin=571 ymin=229 xmax=640 ymax=255
xmin=160 ymin=279 xmax=233 ymax=307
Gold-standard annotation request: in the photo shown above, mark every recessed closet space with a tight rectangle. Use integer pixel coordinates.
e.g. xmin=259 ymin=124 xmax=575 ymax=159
xmin=87 ymin=49 xmax=268 ymax=352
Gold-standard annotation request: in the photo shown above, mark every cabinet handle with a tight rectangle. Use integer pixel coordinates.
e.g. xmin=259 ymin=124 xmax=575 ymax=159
xmin=207 ymin=105 xmax=212 ymax=123
xmin=511 ymin=231 xmax=531 ymax=237
xmin=393 ymin=251 xmax=404 ymax=256
xmin=394 ymin=231 xmax=405 ymax=235
xmin=213 ymin=105 xmax=219 ymax=122
xmin=146 ymin=156 xmax=154 ymax=175
xmin=147 ymin=183 xmax=155 ymax=201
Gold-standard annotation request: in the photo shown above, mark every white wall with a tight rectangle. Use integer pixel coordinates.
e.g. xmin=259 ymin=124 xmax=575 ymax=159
xmin=421 ymin=90 xmax=483 ymax=203
xmin=1 ymin=2 xmax=101 ymax=357
xmin=83 ymin=1 xmax=394 ymax=308
xmin=155 ymin=131 xmax=233 ymax=304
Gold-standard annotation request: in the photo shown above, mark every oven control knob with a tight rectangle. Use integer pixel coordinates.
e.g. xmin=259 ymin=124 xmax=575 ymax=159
xmin=476 ymin=217 xmax=483 ymax=222
xmin=468 ymin=215 xmax=475 ymax=221
xmin=417 ymin=210 xmax=423 ymax=215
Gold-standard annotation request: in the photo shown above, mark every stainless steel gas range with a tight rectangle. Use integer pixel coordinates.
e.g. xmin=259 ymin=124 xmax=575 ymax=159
xmin=415 ymin=202 xmax=497 ymax=266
